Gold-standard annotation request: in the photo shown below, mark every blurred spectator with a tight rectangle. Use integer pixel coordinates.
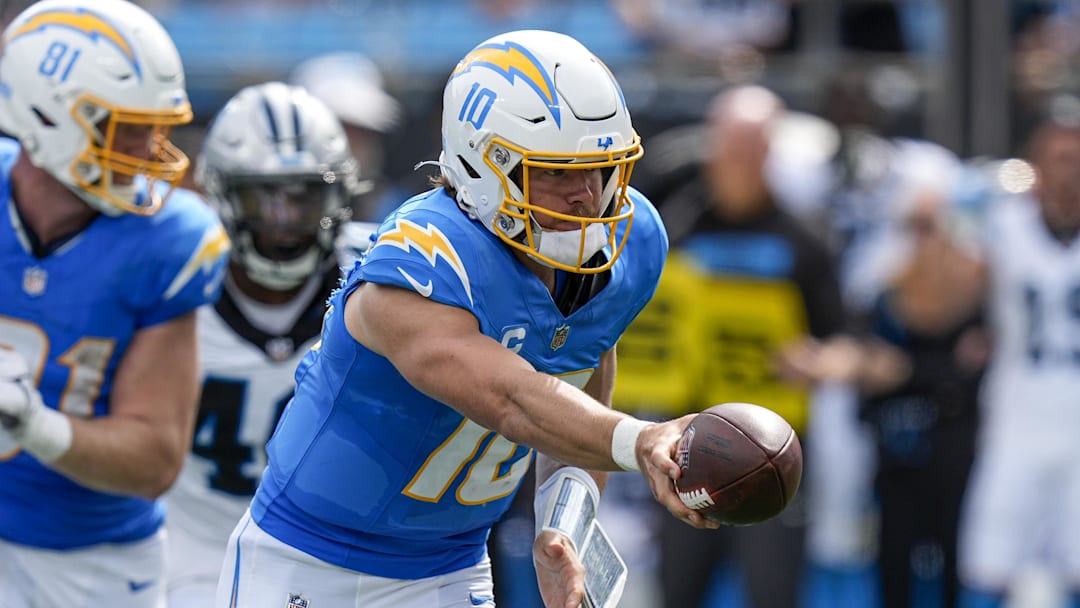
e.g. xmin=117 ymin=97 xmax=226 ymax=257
xmin=793 ymin=176 xmax=987 ymax=608
xmin=621 ymin=84 xmax=873 ymax=608
xmin=864 ymin=204 xmax=985 ymax=608
xmin=879 ymin=115 xmax=1080 ymax=608
xmin=289 ymin=51 xmax=406 ymax=221
xmin=838 ymin=136 xmax=970 ymax=314
xmin=955 ymin=117 xmax=1080 ymax=608
xmin=772 ymin=65 xmax=997 ymax=608
xmin=795 ymin=71 xmax=964 ymax=313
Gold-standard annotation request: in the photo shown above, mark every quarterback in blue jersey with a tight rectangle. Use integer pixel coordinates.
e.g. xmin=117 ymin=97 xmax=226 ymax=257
xmin=0 ymin=1 xmax=230 ymax=607
xmin=217 ymin=30 xmax=716 ymax=608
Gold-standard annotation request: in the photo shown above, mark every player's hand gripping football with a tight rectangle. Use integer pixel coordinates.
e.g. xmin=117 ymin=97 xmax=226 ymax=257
xmin=636 ymin=414 xmax=721 ymax=530
xmin=0 ymin=348 xmax=49 ymax=453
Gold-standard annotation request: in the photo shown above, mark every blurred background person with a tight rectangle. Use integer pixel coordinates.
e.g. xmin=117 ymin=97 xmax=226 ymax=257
xmin=864 ymin=184 xmax=985 ymax=608
xmin=163 ymin=81 xmax=374 ymax=606
xmin=621 ymin=84 xmax=874 ymax=608
xmin=946 ymin=115 xmax=1080 ymax=608
xmin=289 ymin=52 xmax=405 ymax=223
xmin=786 ymin=158 xmax=988 ymax=608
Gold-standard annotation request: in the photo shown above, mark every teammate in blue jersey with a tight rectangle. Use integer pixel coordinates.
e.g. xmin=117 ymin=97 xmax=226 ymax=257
xmin=217 ymin=29 xmax=716 ymax=608
xmin=164 ymin=81 xmax=375 ymax=606
xmin=0 ymin=1 xmax=230 ymax=606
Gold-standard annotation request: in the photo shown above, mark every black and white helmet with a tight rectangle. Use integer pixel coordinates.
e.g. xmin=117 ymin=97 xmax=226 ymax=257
xmin=197 ymin=82 xmax=357 ymax=290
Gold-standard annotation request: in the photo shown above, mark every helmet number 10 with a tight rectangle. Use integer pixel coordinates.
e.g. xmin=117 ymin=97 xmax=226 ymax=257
xmin=458 ymin=83 xmax=497 ymax=130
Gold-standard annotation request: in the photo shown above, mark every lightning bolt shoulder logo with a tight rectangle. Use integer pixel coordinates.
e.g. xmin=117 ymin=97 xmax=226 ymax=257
xmin=450 ymin=41 xmax=560 ymax=127
xmin=375 ymin=219 xmax=473 ymax=305
xmin=6 ymin=8 xmax=141 ymax=79
xmin=164 ymin=224 xmax=231 ymax=300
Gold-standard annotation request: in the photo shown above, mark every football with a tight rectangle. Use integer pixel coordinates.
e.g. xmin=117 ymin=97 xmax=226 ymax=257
xmin=675 ymin=402 xmax=803 ymax=526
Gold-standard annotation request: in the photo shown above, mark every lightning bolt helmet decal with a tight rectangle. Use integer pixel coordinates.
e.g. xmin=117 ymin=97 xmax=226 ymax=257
xmin=451 ymin=40 xmax=561 ymax=128
xmin=6 ymin=8 xmax=140 ymax=78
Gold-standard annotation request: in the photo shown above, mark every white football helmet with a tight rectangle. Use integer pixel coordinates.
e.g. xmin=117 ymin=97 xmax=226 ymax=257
xmin=196 ymin=82 xmax=357 ymax=290
xmin=0 ymin=0 xmax=193 ymax=216
xmin=439 ymin=29 xmax=643 ymax=273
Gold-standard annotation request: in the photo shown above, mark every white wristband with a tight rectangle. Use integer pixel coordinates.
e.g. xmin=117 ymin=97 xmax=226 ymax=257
xmin=611 ymin=417 xmax=649 ymax=472
xmin=20 ymin=404 xmax=72 ymax=463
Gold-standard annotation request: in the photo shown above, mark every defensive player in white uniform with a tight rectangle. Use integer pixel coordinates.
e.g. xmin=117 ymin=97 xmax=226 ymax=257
xmin=0 ymin=1 xmax=230 ymax=606
xmin=164 ymin=81 xmax=375 ymax=606
xmin=216 ymin=30 xmax=716 ymax=608
xmin=899 ymin=118 xmax=1080 ymax=608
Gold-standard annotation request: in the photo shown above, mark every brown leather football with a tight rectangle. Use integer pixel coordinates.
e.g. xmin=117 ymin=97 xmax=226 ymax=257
xmin=674 ymin=402 xmax=803 ymax=526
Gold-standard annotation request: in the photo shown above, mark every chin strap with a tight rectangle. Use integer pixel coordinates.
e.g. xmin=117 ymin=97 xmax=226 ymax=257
xmin=531 ymin=223 xmax=609 ymax=269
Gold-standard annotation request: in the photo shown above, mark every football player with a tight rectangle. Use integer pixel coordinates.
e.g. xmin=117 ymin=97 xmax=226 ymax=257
xmin=215 ymin=29 xmax=716 ymax=608
xmin=163 ymin=81 xmax=375 ymax=606
xmin=0 ymin=1 xmax=230 ymax=606
xmin=943 ymin=117 xmax=1080 ymax=608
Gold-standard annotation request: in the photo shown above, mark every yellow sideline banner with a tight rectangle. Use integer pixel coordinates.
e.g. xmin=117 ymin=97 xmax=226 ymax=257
xmin=614 ymin=251 xmax=811 ymax=433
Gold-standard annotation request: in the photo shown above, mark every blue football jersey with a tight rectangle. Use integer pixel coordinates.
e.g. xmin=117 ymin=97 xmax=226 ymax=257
xmin=0 ymin=139 xmax=230 ymax=549
xmin=252 ymin=187 xmax=667 ymax=579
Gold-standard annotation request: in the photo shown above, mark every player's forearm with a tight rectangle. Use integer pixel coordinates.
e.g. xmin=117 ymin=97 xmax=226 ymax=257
xmin=487 ymin=371 xmax=636 ymax=471
xmin=51 ymin=415 xmax=185 ymax=498
xmin=369 ymin=289 xmax=644 ymax=470
xmin=535 ymin=451 xmax=609 ymax=496
xmin=550 ymin=345 xmax=616 ymax=492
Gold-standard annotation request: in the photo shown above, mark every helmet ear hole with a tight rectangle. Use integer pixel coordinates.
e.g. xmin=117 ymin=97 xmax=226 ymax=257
xmin=30 ymin=107 xmax=56 ymax=128
xmin=458 ymin=156 xmax=481 ymax=179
